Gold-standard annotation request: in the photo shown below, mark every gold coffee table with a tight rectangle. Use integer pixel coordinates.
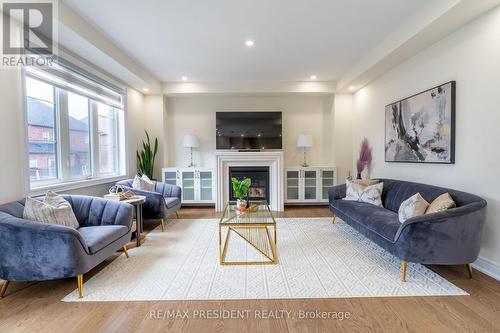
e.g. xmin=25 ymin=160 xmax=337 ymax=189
xmin=219 ymin=201 xmax=277 ymax=265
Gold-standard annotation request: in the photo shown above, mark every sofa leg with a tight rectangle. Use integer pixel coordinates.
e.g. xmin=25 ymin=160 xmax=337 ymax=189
xmin=77 ymin=274 xmax=83 ymax=299
xmin=402 ymin=260 xmax=407 ymax=282
xmin=160 ymin=218 xmax=165 ymax=232
xmin=332 ymin=214 xmax=336 ymax=224
xmin=123 ymin=245 xmax=129 ymax=258
xmin=0 ymin=280 xmax=9 ymax=298
xmin=176 ymin=211 xmax=180 ymax=219
xmin=466 ymin=263 xmax=473 ymax=279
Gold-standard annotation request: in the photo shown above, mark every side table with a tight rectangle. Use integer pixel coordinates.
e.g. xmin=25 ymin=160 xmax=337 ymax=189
xmin=104 ymin=195 xmax=146 ymax=247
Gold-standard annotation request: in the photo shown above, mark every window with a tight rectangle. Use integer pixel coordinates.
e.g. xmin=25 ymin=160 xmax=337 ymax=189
xmin=25 ymin=65 xmax=126 ymax=189
xmin=26 ymin=78 xmax=58 ymax=181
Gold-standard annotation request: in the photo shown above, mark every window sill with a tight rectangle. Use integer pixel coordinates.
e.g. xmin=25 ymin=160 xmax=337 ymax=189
xmin=29 ymin=175 xmax=128 ymax=196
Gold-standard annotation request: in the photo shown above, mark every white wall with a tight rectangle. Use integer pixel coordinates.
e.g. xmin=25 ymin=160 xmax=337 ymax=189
xmin=164 ymin=95 xmax=343 ymax=171
xmin=142 ymin=95 xmax=167 ymax=179
xmin=0 ymin=67 xmax=25 ymax=202
xmin=352 ymin=7 xmax=500 ymax=269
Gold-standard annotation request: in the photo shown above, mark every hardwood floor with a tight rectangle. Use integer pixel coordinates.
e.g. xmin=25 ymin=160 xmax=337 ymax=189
xmin=1 ymin=206 xmax=499 ymax=333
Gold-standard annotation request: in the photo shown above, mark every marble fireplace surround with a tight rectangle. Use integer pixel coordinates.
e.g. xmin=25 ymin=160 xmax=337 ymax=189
xmin=215 ymin=151 xmax=284 ymax=211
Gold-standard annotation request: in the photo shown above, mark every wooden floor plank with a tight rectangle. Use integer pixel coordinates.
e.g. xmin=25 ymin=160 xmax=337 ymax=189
xmin=0 ymin=206 xmax=498 ymax=333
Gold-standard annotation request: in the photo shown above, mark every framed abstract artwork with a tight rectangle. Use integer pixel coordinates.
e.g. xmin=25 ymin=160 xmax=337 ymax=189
xmin=385 ymin=81 xmax=456 ymax=164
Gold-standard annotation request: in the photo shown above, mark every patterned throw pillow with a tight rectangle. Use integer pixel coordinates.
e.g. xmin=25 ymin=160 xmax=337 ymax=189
xmin=398 ymin=193 xmax=429 ymax=223
xmin=132 ymin=174 xmax=155 ymax=192
xmin=23 ymin=191 xmax=79 ymax=228
xmin=344 ymin=180 xmax=384 ymax=207
xmin=426 ymin=193 xmax=456 ymax=214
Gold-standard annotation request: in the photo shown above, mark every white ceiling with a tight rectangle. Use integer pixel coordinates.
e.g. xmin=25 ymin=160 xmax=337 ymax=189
xmin=61 ymin=0 xmax=436 ymax=83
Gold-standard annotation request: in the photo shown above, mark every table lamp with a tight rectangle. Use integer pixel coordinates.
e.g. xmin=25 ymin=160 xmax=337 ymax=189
xmin=297 ymin=134 xmax=312 ymax=167
xmin=183 ymin=134 xmax=199 ymax=167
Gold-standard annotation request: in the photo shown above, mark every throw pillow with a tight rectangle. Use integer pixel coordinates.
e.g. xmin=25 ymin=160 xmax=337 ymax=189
xmin=344 ymin=180 xmax=384 ymax=207
xmin=398 ymin=193 xmax=429 ymax=223
xmin=353 ymin=179 xmax=380 ymax=187
xmin=132 ymin=174 xmax=155 ymax=192
xmin=23 ymin=191 xmax=79 ymax=228
xmin=426 ymin=193 xmax=456 ymax=214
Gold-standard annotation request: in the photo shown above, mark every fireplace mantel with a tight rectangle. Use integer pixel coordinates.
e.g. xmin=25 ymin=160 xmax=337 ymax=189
xmin=215 ymin=151 xmax=284 ymax=211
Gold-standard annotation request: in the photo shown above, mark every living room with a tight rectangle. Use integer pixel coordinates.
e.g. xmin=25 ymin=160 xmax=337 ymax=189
xmin=1 ymin=1 xmax=499 ymax=332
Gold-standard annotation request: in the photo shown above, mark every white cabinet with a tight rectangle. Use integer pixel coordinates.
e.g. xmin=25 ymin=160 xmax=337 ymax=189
xmin=161 ymin=167 xmax=214 ymax=204
xmin=285 ymin=167 xmax=336 ymax=204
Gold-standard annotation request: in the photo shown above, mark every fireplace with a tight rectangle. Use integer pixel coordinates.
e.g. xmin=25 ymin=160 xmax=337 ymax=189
xmin=229 ymin=166 xmax=270 ymax=203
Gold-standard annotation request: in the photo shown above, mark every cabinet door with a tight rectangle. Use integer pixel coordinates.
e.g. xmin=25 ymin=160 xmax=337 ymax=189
xmin=163 ymin=170 xmax=178 ymax=186
xmin=198 ymin=170 xmax=213 ymax=201
xmin=303 ymin=169 xmax=318 ymax=201
xmin=181 ymin=170 xmax=196 ymax=202
xmin=285 ymin=169 xmax=300 ymax=202
xmin=320 ymin=169 xmax=335 ymax=201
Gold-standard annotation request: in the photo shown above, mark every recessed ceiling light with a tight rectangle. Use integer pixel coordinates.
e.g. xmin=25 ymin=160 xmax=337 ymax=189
xmin=181 ymin=76 xmax=188 ymax=81
xmin=310 ymin=75 xmax=317 ymax=80
xmin=245 ymin=40 xmax=254 ymax=47
xmin=349 ymin=86 xmax=356 ymax=90
xmin=142 ymin=88 xmax=149 ymax=92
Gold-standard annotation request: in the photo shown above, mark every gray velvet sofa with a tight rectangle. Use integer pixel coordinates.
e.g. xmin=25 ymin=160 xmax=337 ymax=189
xmin=116 ymin=179 xmax=182 ymax=231
xmin=0 ymin=195 xmax=133 ymax=298
xmin=329 ymin=179 xmax=487 ymax=281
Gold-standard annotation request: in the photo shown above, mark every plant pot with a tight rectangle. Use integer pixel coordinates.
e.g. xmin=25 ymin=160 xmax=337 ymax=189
xmin=236 ymin=199 xmax=247 ymax=212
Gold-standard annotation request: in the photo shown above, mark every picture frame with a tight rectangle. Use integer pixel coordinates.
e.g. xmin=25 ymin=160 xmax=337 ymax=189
xmin=385 ymin=81 xmax=456 ymax=164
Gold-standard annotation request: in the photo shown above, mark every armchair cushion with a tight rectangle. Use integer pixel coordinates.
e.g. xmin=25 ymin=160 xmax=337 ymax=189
xmin=78 ymin=225 xmax=129 ymax=254
xmin=165 ymin=197 xmax=180 ymax=209
xmin=132 ymin=174 xmax=155 ymax=191
xmin=23 ymin=191 xmax=79 ymax=229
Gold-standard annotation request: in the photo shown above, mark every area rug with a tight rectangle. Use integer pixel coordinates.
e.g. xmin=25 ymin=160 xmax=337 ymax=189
xmin=63 ymin=218 xmax=467 ymax=301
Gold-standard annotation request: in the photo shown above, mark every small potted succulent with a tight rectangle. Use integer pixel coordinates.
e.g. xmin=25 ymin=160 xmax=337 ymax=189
xmin=231 ymin=177 xmax=251 ymax=212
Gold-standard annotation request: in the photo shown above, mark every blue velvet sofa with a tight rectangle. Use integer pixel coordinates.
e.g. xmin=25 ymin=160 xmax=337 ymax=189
xmin=116 ymin=179 xmax=182 ymax=231
xmin=329 ymin=179 xmax=487 ymax=281
xmin=0 ymin=195 xmax=133 ymax=298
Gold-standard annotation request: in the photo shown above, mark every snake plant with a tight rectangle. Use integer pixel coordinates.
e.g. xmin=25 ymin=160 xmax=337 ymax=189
xmin=136 ymin=130 xmax=158 ymax=179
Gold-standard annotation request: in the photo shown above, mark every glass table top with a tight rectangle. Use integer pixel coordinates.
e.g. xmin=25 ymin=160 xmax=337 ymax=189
xmin=219 ymin=201 xmax=276 ymax=225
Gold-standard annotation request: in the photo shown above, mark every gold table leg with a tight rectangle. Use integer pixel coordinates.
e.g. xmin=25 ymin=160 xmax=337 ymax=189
xmin=219 ymin=225 xmax=277 ymax=265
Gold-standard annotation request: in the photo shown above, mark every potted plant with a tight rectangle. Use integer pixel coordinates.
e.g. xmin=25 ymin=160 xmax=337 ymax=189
xmin=231 ymin=177 xmax=251 ymax=212
xmin=136 ymin=130 xmax=159 ymax=179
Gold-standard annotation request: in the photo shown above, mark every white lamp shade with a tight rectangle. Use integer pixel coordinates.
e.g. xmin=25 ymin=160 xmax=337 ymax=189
xmin=297 ymin=134 xmax=312 ymax=148
xmin=183 ymin=134 xmax=199 ymax=148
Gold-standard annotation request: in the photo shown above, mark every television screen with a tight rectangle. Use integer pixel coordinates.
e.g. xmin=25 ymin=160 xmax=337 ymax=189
xmin=216 ymin=112 xmax=282 ymax=150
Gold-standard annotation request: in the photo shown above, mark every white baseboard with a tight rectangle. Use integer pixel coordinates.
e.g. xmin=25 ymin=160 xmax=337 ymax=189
xmin=472 ymin=257 xmax=500 ymax=281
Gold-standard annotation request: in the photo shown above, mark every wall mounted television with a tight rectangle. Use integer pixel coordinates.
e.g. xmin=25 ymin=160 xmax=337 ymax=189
xmin=216 ymin=112 xmax=282 ymax=150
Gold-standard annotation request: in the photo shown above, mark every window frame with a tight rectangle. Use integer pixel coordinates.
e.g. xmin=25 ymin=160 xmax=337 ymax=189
xmin=23 ymin=69 xmax=128 ymax=193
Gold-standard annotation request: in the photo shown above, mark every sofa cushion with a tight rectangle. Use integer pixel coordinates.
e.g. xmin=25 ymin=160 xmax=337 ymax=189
xmin=164 ymin=197 xmax=180 ymax=209
xmin=78 ymin=225 xmax=128 ymax=254
xmin=345 ymin=180 xmax=384 ymax=207
xmin=331 ymin=200 xmax=401 ymax=242
xmin=398 ymin=193 xmax=429 ymax=223
xmin=426 ymin=192 xmax=456 ymax=214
